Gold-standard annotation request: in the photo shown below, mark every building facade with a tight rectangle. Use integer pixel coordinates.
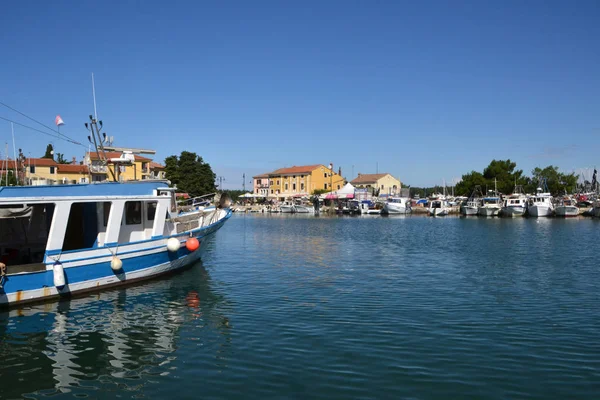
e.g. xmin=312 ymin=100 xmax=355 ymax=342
xmin=252 ymin=173 xmax=270 ymax=196
xmin=267 ymin=164 xmax=345 ymax=200
xmin=85 ymin=152 xmax=154 ymax=182
xmin=56 ymin=164 xmax=90 ymax=184
xmin=350 ymin=173 xmax=401 ymax=196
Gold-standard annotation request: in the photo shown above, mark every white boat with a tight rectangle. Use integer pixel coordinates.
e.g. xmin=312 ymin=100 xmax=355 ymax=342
xmin=555 ymin=196 xmax=579 ymax=217
xmin=527 ymin=186 xmax=554 ymax=217
xmin=501 ymin=185 xmax=527 ymax=217
xmin=428 ymin=196 xmax=449 ymax=216
xmin=279 ymin=202 xmax=295 ymax=213
xmin=382 ymin=197 xmax=412 ymax=215
xmin=460 ymin=186 xmax=482 ymax=216
xmin=478 ymin=197 xmax=502 ymax=216
xmin=0 ymin=180 xmax=231 ymax=308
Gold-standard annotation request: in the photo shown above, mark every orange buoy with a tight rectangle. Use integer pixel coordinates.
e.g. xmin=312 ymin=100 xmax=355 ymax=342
xmin=186 ymin=237 xmax=200 ymax=252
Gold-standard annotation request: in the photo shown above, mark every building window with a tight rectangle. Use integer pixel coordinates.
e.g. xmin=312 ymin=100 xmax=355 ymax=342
xmin=30 ymin=165 xmax=35 ymax=173
xmin=125 ymin=201 xmax=142 ymax=225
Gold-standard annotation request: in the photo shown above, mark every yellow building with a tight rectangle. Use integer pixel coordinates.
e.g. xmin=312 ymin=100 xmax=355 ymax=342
xmin=56 ymin=164 xmax=90 ymax=184
xmin=25 ymin=158 xmax=59 ymax=185
xmin=85 ymin=152 xmax=153 ymax=182
xmin=350 ymin=173 xmax=401 ymax=196
xmin=268 ymin=164 xmax=345 ymax=200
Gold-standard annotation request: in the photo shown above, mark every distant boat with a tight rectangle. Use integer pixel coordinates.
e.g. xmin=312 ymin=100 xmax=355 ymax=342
xmin=501 ymin=185 xmax=527 ymax=217
xmin=555 ymin=196 xmax=579 ymax=217
xmin=460 ymin=186 xmax=482 ymax=216
xmin=527 ymin=182 xmax=554 ymax=217
xmin=428 ymin=194 xmax=449 ymax=216
xmin=382 ymin=197 xmax=412 ymax=215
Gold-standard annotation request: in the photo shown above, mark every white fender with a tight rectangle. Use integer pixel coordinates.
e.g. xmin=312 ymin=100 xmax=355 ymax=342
xmin=111 ymin=256 xmax=123 ymax=271
xmin=167 ymin=237 xmax=181 ymax=252
xmin=53 ymin=261 xmax=65 ymax=288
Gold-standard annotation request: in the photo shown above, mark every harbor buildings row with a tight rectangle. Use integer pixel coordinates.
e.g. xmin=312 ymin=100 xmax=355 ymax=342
xmin=253 ymin=165 xmax=401 ymax=200
xmin=0 ymin=152 xmax=165 ymax=185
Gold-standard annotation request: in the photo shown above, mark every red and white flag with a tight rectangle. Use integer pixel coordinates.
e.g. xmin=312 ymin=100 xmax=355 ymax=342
xmin=55 ymin=115 xmax=65 ymax=126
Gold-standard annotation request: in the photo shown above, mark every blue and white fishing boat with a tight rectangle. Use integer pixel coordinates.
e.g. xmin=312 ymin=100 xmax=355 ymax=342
xmin=0 ymin=180 xmax=231 ymax=308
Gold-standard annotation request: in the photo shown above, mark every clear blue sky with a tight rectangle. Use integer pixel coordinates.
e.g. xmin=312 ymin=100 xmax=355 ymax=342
xmin=1 ymin=1 xmax=598 ymax=188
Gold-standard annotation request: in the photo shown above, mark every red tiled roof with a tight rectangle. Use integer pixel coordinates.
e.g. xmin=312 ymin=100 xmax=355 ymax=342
xmin=87 ymin=152 xmax=153 ymax=162
xmin=0 ymin=160 xmax=17 ymax=170
xmin=351 ymin=173 xmax=391 ymax=184
xmin=28 ymin=157 xmax=58 ymax=167
xmin=58 ymin=164 xmax=89 ymax=174
xmin=269 ymin=165 xmax=322 ymax=175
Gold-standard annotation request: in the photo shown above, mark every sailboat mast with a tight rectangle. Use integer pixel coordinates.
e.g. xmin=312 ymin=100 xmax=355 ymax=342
xmin=11 ymin=123 xmax=18 ymax=185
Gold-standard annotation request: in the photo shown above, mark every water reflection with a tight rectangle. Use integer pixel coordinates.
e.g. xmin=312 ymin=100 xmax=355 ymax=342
xmin=0 ymin=264 xmax=229 ymax=398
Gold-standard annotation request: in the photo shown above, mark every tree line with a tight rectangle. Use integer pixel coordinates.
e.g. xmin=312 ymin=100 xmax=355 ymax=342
xmin=408 ymin=160 xmax=579 ymax=198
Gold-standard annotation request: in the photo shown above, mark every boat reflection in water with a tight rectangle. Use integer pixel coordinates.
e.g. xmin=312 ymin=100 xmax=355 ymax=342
xmin=0 ymin=264 xmax=231 ymax=398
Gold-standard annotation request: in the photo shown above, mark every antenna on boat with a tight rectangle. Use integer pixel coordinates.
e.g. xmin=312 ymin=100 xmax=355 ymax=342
xmin=92 ymin=73 xmax=98 ymax=120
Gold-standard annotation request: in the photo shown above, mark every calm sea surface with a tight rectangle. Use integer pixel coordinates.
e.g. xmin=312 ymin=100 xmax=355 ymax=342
xmin=2 ymin=214 xmax=600 ymax=399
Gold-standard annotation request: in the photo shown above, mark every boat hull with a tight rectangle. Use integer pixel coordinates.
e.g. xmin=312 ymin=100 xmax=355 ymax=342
xmin=555 ymin=206 xmax=578 ymax=217
xmin=0 ymin=211 xmax=231 ymax=308
xmin=478 ymin=207 xmax=500 ymax=217
xmin=460 ymin=206 xmax=478 ymax=216
xmin=501 ymin=206 xmax=525 ymax=217
xmin=382 ymin=204 xmax=410 ymax=214
xmin=528 ymin=205 xmax=553 ymax=217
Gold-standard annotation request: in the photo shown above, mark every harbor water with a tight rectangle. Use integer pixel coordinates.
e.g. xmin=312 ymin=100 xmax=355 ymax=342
xmin=2 ymin=214 xmax=600 ymax=399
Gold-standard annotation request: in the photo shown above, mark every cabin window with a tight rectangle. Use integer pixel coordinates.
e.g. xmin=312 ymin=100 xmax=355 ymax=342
xmin=125 ymin=201 xmax=142 ymax=225
xmin=147 ymin=202 xmax=157 ymax=221
xmin=0 ymin=203 xmax=55 ymax=272
xmin=63 ymin=202 xmax=99 ymax=251
xmin=103 ymin=202 xmax=111 ymax=226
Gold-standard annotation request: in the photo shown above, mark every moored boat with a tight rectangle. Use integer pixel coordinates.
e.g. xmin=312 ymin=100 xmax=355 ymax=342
xmin=501 ymin=185 xmax=527 ymax=217
xmin=381 ymin=197 xmax=412 ymax=215
xmin=0 ymin=181 xmax=231 ymax=308
xmin=527 ymin=185 xmax=554 ymax=217
xmin=555 ymin=196 xmax=579 ymax=217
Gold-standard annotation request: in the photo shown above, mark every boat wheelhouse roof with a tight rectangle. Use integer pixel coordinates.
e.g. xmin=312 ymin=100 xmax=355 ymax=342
xmin=0 ymin=181 xmax=170 ymax=201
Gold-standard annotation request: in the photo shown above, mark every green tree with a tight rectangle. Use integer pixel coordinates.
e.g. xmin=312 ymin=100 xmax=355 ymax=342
xmin=163 ymin=151 xmax=216 ymax=197
xmin=528 ymin=166 xmax=577 ymax=195
xmin=454 ymin=171 xmax=487 ymax=196
xmin=42 ymin=144 xmax=54 ymax=159
xmin=0 ymin=171 xmax=18 ymax=186
xmin=56 ymin=153 xmax=71 ymax=164
xmin=482 ymin=159 xmax=527 ymax=195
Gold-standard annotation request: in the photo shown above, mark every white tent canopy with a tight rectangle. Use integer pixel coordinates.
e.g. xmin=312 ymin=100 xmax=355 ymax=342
xmin=320 ymin=182 xmax=356 ymax=199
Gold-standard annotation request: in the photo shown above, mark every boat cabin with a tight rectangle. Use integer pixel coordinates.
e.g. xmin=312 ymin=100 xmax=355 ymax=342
xmin=0 ymin=182 xmax=179 ymax=275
